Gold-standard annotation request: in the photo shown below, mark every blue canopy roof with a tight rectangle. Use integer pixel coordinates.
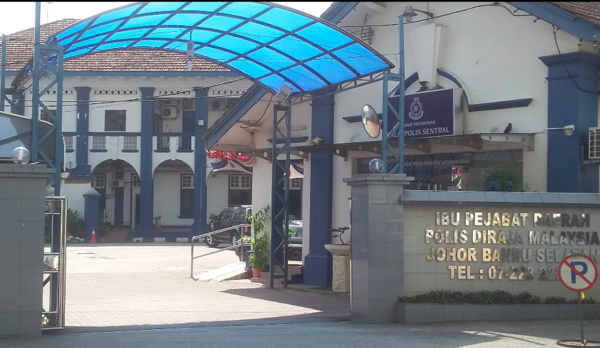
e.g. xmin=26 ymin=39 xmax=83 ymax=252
xmin=45 ymin=2 xmax=393 ymax=96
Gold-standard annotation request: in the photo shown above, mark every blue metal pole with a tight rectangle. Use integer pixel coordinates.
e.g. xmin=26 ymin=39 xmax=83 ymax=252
xmin=1 ymin=34 xmax=6 ymax=112
xmin=54 ymin=46 xmax=63 ymax=196
xmin=31 ymin=2 xmax=41 ymax=161
xmin=270 ymin=103 xmax=278 ymax=289
xmin=381 ymin=72 xmax=389 ymax=174
xmin=283 ymin=100 xmax=291 ymax=288
xmin=398 ymin=14 xmax=405 ymax=174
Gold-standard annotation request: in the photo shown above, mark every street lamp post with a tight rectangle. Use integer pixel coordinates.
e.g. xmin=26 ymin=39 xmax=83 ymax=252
xmin=362 ymin=6 xmax=434 ymax=174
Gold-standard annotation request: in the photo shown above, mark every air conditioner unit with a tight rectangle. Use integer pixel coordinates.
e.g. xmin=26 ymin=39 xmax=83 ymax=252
xmin=211 ymin=100 xmax=226 ymax=111
xmin=589 ymin=127 xmax=600 ymax=159
xmin=161 ymin=106 xmax=178 ymax=119
xmin=112 ymin=179 xmax=125 ymax=188
xmin=161 ymin=99 xmax=176 ymax=106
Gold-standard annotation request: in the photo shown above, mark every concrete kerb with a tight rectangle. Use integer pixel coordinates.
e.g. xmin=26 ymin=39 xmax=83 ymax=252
xmin=395 ymin=303 xmax=600 ymax=324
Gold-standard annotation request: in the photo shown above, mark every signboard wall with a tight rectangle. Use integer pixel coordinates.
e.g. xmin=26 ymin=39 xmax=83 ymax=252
xmin=403 ymin=204 xmax=600 ymax=298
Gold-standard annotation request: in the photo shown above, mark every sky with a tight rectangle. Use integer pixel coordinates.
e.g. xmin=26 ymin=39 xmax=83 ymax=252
xmin=0 ymin=2 xmax=333 ymax=35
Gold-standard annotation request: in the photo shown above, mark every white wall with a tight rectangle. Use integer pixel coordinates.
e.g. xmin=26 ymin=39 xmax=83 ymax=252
xmin=251 ymin=159 xmax=272 ymax=212
xmin=206 ymin=172 xmax=229 ymax=218
xmin=249 ymin=101 xmax=313 ymax=150
xmin=331 ymin=1 xmax=583 ymax=192
xmin=61 ymin=182 xmax=92 ymax=216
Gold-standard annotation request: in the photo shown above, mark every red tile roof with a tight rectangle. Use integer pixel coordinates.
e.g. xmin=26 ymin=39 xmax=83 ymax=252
xmin=1 ymin=19 xmax=230 ymax=73
xmin=551 ymin=2 xmax=600 ymax=26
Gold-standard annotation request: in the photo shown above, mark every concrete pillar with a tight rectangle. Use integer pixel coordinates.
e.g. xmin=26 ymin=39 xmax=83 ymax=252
xmin=73 ymin=87 xmax=91 ymax=178
xmin=138 ymin=87 xmax=155 ymax=240
xmin=540 ymin=52 xmax=600 ymax=193
xmin=83 ymin=188 xmax=100 ymax=242
xmin=0 ymin=164 xmax=54 ymax=337
xmin=304 ymin=89 xmax=335 ymax=287
xmin=344 ymin=173 xmax=413 ymax=323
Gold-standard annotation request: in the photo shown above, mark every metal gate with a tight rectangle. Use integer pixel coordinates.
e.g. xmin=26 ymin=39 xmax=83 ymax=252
xmin=42 ymin=197 xmax=67 ymax=330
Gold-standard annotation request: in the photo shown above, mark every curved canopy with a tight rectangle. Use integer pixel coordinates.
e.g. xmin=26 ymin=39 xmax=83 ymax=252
xmin=46 ymin=2 xmax=394 ymax=95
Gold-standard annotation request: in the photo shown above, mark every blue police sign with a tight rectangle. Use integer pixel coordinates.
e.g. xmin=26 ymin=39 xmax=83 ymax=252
xmin=387 ymin=88 xmax=459 ymax=140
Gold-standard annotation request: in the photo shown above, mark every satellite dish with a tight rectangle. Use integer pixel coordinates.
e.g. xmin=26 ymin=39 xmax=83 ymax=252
xmin=361 ymin=104 xmax=381 ymax=138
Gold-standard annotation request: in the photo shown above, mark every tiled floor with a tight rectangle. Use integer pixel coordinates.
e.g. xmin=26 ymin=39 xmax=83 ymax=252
xmin=59 ymin=244 xmax=349 ymax=332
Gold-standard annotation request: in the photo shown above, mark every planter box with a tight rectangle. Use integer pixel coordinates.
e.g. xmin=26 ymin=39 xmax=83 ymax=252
xmin=396 ymin=303 xmax=600 ymax=324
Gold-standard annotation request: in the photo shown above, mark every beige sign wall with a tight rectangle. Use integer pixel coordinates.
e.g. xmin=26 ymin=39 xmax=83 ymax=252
xmin=403 ymin=204 xmax=600 ymax=299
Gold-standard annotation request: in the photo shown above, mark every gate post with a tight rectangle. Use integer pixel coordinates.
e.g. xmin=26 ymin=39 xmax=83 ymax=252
xmin=0 ymin=164 xmax=53 ymax=337
xmin=344 ymin=173 xmax=413 ymax=323
xmin=84 ymin=189 xmax=100 ymax=242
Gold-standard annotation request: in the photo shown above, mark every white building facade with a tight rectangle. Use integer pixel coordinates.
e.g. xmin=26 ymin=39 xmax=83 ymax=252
xmin=2 ymin=20 xmax=254 ymax=241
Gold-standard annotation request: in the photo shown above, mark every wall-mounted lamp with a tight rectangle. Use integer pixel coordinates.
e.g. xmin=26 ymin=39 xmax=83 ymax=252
xmin=548 ymin=124 xmax=575 ymax=136
xmin=402 ymin=5 xmax=434 ymax=23
xmin=11 ymin=146 xmax=30 ymax=165
xmin=275 ymin=85 xmax=292 ymax=102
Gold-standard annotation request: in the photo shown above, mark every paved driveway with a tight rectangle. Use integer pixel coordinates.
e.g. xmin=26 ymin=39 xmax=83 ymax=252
xmin=59 ymin=243 xmax=349 ymax=332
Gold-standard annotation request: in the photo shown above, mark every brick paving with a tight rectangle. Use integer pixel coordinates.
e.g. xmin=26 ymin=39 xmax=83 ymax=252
xmin=59 ymin=244 xmax=349 ymax=332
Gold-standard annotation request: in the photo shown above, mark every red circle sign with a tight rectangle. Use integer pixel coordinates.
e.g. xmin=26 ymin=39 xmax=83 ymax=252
xmin=558 ymin=254 xmax=598 ymax=292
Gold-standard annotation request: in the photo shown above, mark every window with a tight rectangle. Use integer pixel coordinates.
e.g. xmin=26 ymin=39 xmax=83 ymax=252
xmin=123 ymin=136 xmax=137 ymax=151
xmin=105 ymin=110 xmax=126 ymax=131
xmin=92 ymin=174 xmax=105 ymax=189
xmin=132 ymin=174 xmax=140 ymax=187
xmin=92 ymin=136 xmax=106 ymax=150
xmin=178 ymin=136 xmax=192 ymax=152
xmin=156 ymin=136 xmax=170 ymax=151
xmin=64 ymin=135 xmax=74 ymax=152
xmin=229 ymin=175 xmax=251 ymax=189
xmin=180 ymin=174 xmax=194 ymax=218
xmin=219 ymin=208 xmax=235 ymax=222
xmin=291 ymin=178 xmax=302 ymax=190
xmin=232 ymin=207 xmax=247 ymax=223
xmin=181 ymin=174 xmax=194 ymax=189
xmin=228 ymin=174 xmax=251 ymax=206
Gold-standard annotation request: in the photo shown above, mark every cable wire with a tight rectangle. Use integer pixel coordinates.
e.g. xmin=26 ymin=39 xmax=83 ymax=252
xmin=240 ymin=93 xmax=274 ymax=129
xmin=552 ymin=25 xmax=600 ymax=96
xmin=339 ymin=3 xmax=533 ymax=28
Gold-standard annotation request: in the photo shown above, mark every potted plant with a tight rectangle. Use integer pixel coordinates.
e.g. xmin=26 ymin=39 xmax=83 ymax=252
xmin=97 ymin=219 xmax=109 ymax=243
xmin=248 ymin=205 xmax=270 ymax=278
xmin=153 ymin=215 xmax=162 ymax=231
xmin=249 ymin=233 xmax=269 ymax=278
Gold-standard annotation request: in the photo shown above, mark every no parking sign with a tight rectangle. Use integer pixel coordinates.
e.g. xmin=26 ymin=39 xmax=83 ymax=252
xmin=556 ymin=254 xmax=600 ymax=347
xmin=558 ymin=254 xmax=598 ymax=292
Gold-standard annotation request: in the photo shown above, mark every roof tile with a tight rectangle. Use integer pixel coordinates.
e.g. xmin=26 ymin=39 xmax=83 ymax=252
xmin=1 ymin=19 xmax=229 ymax=73
xmin=551 ymin=2 xmax=600 ymax=26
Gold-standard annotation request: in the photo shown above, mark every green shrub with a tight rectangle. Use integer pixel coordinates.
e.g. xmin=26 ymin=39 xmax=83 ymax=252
xmin=399 ymin=290 xmax=592 ymax=305
xmin=248 ymin=205 xmax=270 ymax=270
xmin=67 ymin=209 xmax=85 ymax=238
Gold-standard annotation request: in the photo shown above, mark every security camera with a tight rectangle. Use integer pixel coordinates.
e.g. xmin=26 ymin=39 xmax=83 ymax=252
xmin=563 ymin=125 xmax=575 ymax=136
